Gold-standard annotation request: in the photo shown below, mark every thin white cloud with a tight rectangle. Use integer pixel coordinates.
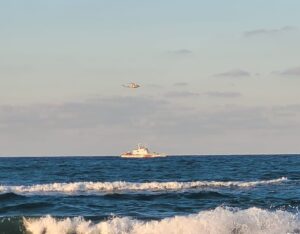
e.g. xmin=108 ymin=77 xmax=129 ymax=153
xmin=0 ymin=96 xmax=169 ymax=130
xmin=272 ymin=105 xmax=300 ymax=117
xmin=173 ymin=82 xmax=189 ymax=87
xmin=164 ymin=91 xmax=200 ymax=98
xmin=1 ymin=97 xmax=300 ymax=155
xmin=214 ymin=69 xmax=251 ymax=78
xmin=204 ymin=91 xmax=242 ymax=98
xmin=2 ymin=101 xmax=298 ymax=133
xmin=146 ymin=84 xmax=163 ymax=88
xmin=167 ymin=49 xmax=192 ymax=56
xmin=276 ymin=67 xmax=300 ymax=77
xmin=244 ymin=26 xmax=296 ymax=37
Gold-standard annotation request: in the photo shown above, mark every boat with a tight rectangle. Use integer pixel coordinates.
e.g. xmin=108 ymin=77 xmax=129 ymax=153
xmin=121 ymin=144 xmax=167 ymax=158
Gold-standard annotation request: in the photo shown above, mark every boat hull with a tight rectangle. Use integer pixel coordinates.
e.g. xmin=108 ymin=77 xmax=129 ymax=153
xmin=121 ymin=154 xmax=166 ymax=158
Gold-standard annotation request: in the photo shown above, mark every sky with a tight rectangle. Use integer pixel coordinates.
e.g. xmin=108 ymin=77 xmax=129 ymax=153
xmin=1 ymin=0 xmax=300 ymax=156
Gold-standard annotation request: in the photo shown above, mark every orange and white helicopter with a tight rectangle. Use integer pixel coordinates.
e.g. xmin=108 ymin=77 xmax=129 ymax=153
xmin=122 ymin=82 xmax=140 ymax=89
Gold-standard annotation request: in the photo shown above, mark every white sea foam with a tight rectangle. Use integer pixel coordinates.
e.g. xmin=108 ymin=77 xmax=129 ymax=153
xmin=23 ymin=207 xmax=300 ymax=234
xmin=0 ymin=178 xmax=287 ymax=195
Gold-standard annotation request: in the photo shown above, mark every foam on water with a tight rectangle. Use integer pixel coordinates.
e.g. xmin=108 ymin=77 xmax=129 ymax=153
xmin=0 ymin=177 xmax=287 ymax=195
xmin=23 ymin=207 xmax=300 ymax=234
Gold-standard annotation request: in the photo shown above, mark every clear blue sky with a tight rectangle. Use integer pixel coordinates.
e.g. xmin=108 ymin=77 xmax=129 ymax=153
xmin=1 ymin=0 xmax=300 ymax=155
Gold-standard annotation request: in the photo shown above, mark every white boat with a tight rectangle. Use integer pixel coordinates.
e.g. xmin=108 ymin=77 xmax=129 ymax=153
xmin=121 ymin=144 xmax=166 ymax=158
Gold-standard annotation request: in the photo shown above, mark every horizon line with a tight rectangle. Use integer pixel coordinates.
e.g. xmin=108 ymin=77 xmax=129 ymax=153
xmin=0 ymin=153 xmax=300 ymax=158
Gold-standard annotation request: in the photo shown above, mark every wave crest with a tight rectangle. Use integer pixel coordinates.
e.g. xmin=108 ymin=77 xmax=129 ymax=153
xmin=0 ymin=178 xmax=287 ymax=195
xmin=23 ymin=207 xmax=300 ymax=234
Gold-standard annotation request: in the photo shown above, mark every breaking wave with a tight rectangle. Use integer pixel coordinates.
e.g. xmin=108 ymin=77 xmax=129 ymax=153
xmin=0 ymin=177 xmax=287 ymax=195
xmin=23 ymin=207 xmax=300 ymax=234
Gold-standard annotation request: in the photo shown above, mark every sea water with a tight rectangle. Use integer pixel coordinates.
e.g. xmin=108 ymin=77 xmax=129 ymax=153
xmin=0 ymin=155 xmax=299 ymax=234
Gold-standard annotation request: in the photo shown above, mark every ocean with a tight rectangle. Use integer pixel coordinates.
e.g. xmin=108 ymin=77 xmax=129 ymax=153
xmin=0 ymin=155 xmax=299 ymax=234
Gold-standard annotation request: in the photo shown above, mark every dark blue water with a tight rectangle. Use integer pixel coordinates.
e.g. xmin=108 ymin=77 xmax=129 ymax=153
xmin=0 ymin=155 xmax=299 ymax=234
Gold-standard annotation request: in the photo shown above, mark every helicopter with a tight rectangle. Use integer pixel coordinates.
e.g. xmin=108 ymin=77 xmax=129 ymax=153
xmin=122 ymin=82 xmax=140 ymax=89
